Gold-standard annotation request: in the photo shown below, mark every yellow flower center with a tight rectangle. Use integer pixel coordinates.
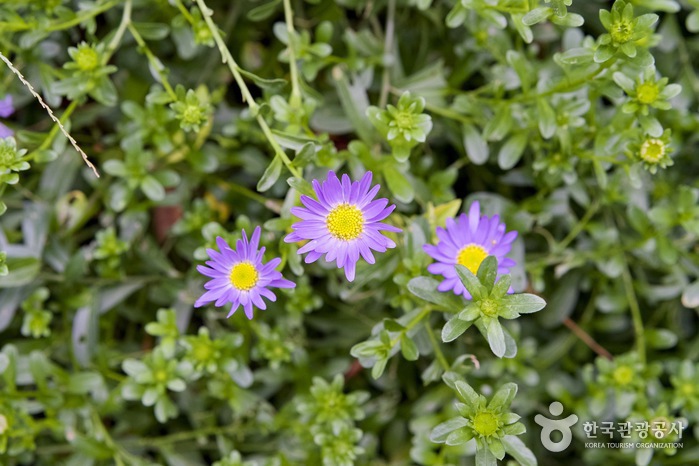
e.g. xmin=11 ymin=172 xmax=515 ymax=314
xmin=326 ymin=203 xmax=364 ymax=241
xmin=640 ymin=139 xmax=665 ymax=163
xmin=155 ymin=369 xmax=169 ymax=383
xmin=472 ymin=411 xmax=499 ymax=437
xmin=611 ymin=19 xmax=633 ymax=44
xmin=230 ymin=262 xmax=259 ymax=291
xmin=393 ymin=111 xmax=414 ymax=130
xmin=636 ymin=82 xmax=660 ymax=105
xmin=456 ymin=244 xmax=488 ymax=275
xmin=183 ymin=105 xmax=203 ymax=124
xmin=75 ymin=47 xmax=99 ymax=72
xmin=0 ymin=144 xmax=15 ymax=166
xmin=192 ymin=342 xmax=213 ymax=362
xmin=613 ymin=365 xmax=634 ymax=386
xmin=480 ymin=298 xmax=499 ymax=317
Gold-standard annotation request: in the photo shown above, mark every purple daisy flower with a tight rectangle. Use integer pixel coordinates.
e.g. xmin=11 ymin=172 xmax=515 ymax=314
xmin=284 ymin=171 xmax=402 ymax=281
xmin=423 ymin=201 xmax=517 ymax=299
xmin=194 ymin=227 xmax=295 ymax=319
xmin=0 ymin=95 xmax=14 ymax=138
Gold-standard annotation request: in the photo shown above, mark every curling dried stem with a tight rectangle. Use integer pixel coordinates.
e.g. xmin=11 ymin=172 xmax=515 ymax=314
xmin=0 ymin=52 xmax=99 ymax=177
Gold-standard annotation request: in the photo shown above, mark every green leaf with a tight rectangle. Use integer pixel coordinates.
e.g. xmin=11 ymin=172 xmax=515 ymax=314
xmin=522 ymin=7 xmax=551 ymax=26
xmin=400 ymin=334 xmax=419 ymax=361
xmin=476 ymin=446 xmax=497 ymax=466
xmin=407 ymin=277 xmax=462 ymax=311
xmin=383 ymin=164 xmax=414 ymax=203
xmin=430 ymin=417 xmax=469 ymax=443
xmin=497 ymin=132 xmax=528 ymax=170
xmin=442 ymin=315 xmax=473 ymax=342
xmin=502 ymin=435 xmax=537 ymax=466
xmin=682 ymin=280 xmax=699 ymax=308
xmin=487 ymin=382 xmax=517 ymax=410
xmin=446 ymin=427 xmax=473 ymax=446
xmin=286 ymin=177 xmax=316 ymax=197
xmin=131 ymin=22 xmax=170 ymax=41
xmin=0 ymin=257 xmax=41 ymax=288
xmin=476 ymin=256 xmax=498 ymax=292
xmin=537 ymin=98 xmax=556 ymax=139
xmin=491 ymin=274 xmax=512 ymax=297
xmin=453 ymin=380 xmax=479 ymax=405
xmin=500 ymin=293 xmax=546 ymax=314
xmin=483 ymin=106 xmax=513 ymax=141
xmin=550 ymin=12 xmax=584 ymax=27
xmin=333 ymin=66 xmax=376 ymax=144
xmin=383 ymin=318 xmax=405 ymax=332
xmin=371 ymin=357 xmax=388 ymax=379
xmin=247 ymin=0 xmax=282 ymax=21
xmin=257 ymin=156 xmax=283 ymax=192
xmin=485 ymin=318 xmax=506 ymax=358
xmin=239 ymin=68 xmax=288 ymax=92
xmin=462 ymin=124 xmax=489 ymax=165
xmin=454 ymin=265 xmax=485 ymax=301
xmin=141 ymin=176 xmax=165 ymax=201
xmin=646 ymin=328 xmax=678 ymax=349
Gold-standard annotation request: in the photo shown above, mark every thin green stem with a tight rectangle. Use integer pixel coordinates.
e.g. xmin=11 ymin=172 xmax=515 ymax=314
xmin=390 ymin=307 xmax=431 ymax=348
xmin=425 ymin=321 xmax=450 ymax=371
xmin=556 ymin=199 xmax=600 ymax=252
xmin=195 ymin=0 xmax=302 ymax=179
xmin=45 ymin=0 xmax=119 ymax=32
xmin=173 ymin=0 xmax=197 ymax=24
xmin=378 ymin=0 xmax=396 ymax=109
xmin=622 ymin=263 xmax=646 ymax=365
xmin=135 ymin=423 xmax=240 ymax=446
xmin=227 ymin=183 xmax=282 ymax=213
xmin=282 ymin=0 xmax=302 ymax=107
xmin=127 ymin=23 xmax=177 ymax=100
xmin=104 ymin=0 xmax=132 ymax=63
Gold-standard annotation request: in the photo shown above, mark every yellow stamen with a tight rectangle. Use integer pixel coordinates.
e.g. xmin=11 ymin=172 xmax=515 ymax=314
xmin=230 ymin=262 xmax=258 ymax=291
xmin=456 ymin=244 xmax=488 ymax=275
xmin=640 ymin=138 xmax=665 ymax=163
xmin=472 ymin=411 xmax=499 ymax=437
xmin=326 ymin=203 xmax=364 ymax=241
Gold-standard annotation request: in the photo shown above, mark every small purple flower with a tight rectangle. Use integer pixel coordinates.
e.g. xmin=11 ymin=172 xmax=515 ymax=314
xmin=195 ymin=227 xmax=295 ymax=319
xmin=424 ymin=201 xmax=517 ymax=299
xmin=284 ymin=171 xmax=402 ymax=281
xmin=0 ymin=95 xmax=14 ymax=138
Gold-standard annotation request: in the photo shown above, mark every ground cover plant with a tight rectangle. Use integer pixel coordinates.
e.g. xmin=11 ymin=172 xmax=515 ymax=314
xmin=1 ymin=0 xmax=699 ymax=465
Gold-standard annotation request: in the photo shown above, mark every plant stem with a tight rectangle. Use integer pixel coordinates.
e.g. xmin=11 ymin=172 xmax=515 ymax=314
xmin=282 ymin=0 xmax=302 ymax=107
xmin=390 ymin=307 xmax=431 ymax=348
xmin=35 ymin=99 xmax=78 ymax=153
xmin=104 ymin=0 xmax=132 ymax=63
xmin=0 ymin=52 xmax=99 ymax=176
xmin=378 ymin=0 xmax=396 ymax=109
xmin=194 ymin=0 xmax=303 ymax=180
xmin=425 ymin=321 xmax=450 ymax=370
xmin=127 ymin=23 xmax=177 ymax=100
xmin=556 ymin=199 xmax=600 ymax=252
xmin=622 ymin=262 xmax=646 ymax=365
xmin=45 ymin=0 xmax=119 ymax=32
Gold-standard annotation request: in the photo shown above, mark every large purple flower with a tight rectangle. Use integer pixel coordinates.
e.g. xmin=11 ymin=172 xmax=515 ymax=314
xmin=284 ymin=171 xmax=402 ymax=281
xmin=195 ymin=227 xmax=295 ymax=319
xmin=424 ymin=201 xmax=517 ymax=299
xmin=0 ymin=95 xmax=14 ymax=138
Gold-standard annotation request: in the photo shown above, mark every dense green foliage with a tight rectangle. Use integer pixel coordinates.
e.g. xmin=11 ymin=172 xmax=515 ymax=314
xmin=1 ymin=0 xmax=699 ymax=465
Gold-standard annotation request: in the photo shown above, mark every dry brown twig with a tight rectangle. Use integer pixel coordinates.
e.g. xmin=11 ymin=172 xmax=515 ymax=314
xmin=0 ymin=51 xmax=100 ymax=177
